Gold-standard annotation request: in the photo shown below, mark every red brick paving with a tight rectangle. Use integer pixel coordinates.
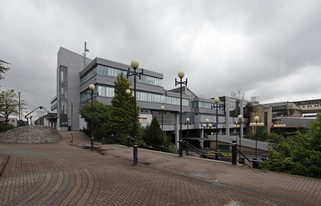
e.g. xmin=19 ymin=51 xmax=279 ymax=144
xmin=0 ymin=131 xmax=320 ymax=206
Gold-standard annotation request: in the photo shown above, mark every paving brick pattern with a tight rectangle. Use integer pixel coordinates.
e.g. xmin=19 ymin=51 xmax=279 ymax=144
xmin=0 ymin=131 xmax=320 ymax=205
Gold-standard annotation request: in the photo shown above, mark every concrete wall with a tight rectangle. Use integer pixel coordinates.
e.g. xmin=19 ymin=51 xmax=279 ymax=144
xmin=57 ymin=47 xmax=91 ymax=131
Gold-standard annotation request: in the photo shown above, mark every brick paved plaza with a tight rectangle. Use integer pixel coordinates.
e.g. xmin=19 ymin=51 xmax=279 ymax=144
xmin=0 ymin=131 xmax=321 ymax=206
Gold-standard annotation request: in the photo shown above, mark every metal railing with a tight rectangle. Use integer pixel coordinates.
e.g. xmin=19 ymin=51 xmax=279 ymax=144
xmin=180 ymin=140 xmax=207 ymax=158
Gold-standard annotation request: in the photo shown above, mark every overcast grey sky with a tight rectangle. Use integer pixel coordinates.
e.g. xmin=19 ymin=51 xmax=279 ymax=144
xmin=1 ymin=0 xmax=321 ymax=116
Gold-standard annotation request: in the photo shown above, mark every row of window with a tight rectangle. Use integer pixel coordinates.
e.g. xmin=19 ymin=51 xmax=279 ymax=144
xmin=136 ymin=91 xmax=189 ymax=106
xmin=302 ymin=104 xmax=321 ymax=108
xmin=128 ymin=75 xmax=162 ymax=86
xmin=194 ymin=101 xmax=224 ymax=110
xmin=80 ymin=68 xmax=97 ymax=84
xmin=51 ymin=99 xmax=57 ymax=107
xmin=80 ymin=65 xmax=163 ymax=87
xmin=80 ymin=85 xmax=189 ymax=106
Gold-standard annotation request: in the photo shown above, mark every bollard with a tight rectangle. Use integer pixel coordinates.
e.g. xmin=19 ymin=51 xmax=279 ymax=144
xmin=102 ymin=137 xmax=107 ymax=145
xmin=70 ymin=133 xmax=73 ymax=143
xmin=252 ymin=158 xmax=259 ymax=168
xmin=232 ymin=141 xmax=237 ymax=165
xmin=133 ymin=144 xmax=138 ymax=165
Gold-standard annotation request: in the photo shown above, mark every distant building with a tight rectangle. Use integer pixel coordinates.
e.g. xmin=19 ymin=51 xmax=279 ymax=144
xmin=260 ymin=99 xmax=321 ymax=136
xmin=0 ymin=118 xmax=18 ymax=127
xmin=35 ymin=113 xmax=57 ymax=128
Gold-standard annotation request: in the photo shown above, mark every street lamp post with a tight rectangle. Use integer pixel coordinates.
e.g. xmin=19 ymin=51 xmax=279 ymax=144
xmin=175 ymin=71 xmax=188 ymax=157
xmin=233 ymin=115 xmax=243 ymax=161
xmin=127 ymin=60 xmax=143 ymax=166
xmin=237 ymin=115 xmax=243 ymax=160
xmin=160 ymin=106 xmax=165 ymax=131
xmin=185 ymin=117 xmax=191 ymax=139
xmin=89 ymin=84 xmax=95 ymax=151
xmin=202 ymin=119 xmax=212 ymax=149
xmin=126 ymin=89 xmax=131 ymax=147
xmin=211 ymin=97 xmax=220 ymax=160
xmin=273 ymin=123 xmax=286 ymax=136
xmin=233 ymin=121 xmax=240 ymax=142
xmin=250 ymin=116 xmax=264 ymax=159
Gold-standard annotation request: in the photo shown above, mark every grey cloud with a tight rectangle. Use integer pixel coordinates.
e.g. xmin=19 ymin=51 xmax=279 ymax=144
xmin=1 ymin=0 xmax=321 ymax=116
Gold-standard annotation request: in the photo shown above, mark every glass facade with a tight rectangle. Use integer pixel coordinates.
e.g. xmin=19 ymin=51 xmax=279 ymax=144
xmin=195 ymin=101 xmax=224 ymax=110
xmin=230 ymin=99 xmax=237 ymax=111
xmin=80 ymin=65 xmax=162 ymax=87
xmin=80 ymin=85 xmax=189 ymax=106
xmin=80 ymin=67 xmax=97 ymax=84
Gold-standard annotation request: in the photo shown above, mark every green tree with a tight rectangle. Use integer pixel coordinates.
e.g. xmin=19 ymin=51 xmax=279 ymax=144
xmin=260 ymin=113 xmax=321 ymax=178
xmin=79 ymin=100 xmax=111 ymax=141
xmin=0 ymin=89 xmax=19 ymax=124
xmin=0 ymin=60 xmax=10 ymax=80
xmin=143 ymin=117 xmax=165 ymax=150
xmin=109 ymin=73 xmax=141 ymax=145
xmin=246 ymin=126 xmax=283 ymax=143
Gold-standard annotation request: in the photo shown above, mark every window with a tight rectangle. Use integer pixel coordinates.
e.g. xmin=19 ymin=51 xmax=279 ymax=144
xmin=83 ymin=85 xmax=189 ymax=106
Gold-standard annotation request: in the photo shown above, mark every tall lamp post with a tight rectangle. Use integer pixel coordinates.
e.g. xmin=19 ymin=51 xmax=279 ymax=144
xmin=126 ymin=89 xmax=131 ymax=147
xmin=273 ymin=123 xmax=286 ymax=136
xmin=250 ymin=116 xmax=264 ymax=159
xmin=202 ymin=119 xmax=212 ymax=149
xmin=89 ymin=84 xmax=95 ymax=151
xmin=127 ymin=60 xmax=143 ymax=166
xmin=237 ymin=115 xmax=243 ymax=160
xmin=211 ymin=97 xmax=220 ymax=160
xmin=233 ymin=121 xmax=240 ymax=142
xmin=175 ymin=71 xmax=188 ymax=157
xmin=233 ymin=114 xmax=243 ymax=160
xmin=160 ymin=106 xmax=165 ymax=131
xmin=185 ymin=117 xmax=191 ymax=139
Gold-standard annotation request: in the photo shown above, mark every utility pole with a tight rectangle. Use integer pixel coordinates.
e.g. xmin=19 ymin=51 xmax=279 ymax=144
xmin=83 ymin=41 xmax=89 ymax=68
xmin=18 ymin=92 xmax=21 ymax=123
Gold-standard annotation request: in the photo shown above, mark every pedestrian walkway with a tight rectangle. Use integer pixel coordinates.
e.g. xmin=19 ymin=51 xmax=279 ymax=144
xmin=0 ymin=131 xmax=320 ymax=206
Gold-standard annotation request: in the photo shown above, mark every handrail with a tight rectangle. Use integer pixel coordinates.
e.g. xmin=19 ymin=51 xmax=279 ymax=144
xmin=234 ymin=146 xmax=252 ymax=168
xmin=125 ymin=135 xmax=154 ymax=149
xmin=180 ymin=140 xmax=207 ymax=158
xmin=236 ymin=148 xmax=252 ymax=162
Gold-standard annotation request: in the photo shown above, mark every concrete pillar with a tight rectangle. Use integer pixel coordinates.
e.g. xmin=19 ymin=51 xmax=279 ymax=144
xmin=200 ymin=129 xmax=204 ymax=149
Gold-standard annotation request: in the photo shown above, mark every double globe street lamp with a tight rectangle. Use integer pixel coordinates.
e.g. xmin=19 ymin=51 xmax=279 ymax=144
xmin=127 ymin=60 xmax=143 ymax=166
xmin=160 ymin=105 xmax=165 ymax=131
xmin=250 ymin=116 xmax=264 ymax=159
xmin=233 ymin=115 xmax=243 ymax=161
xmin=273 ymin=123 xmax=286 ymax=136
xmin=126 ymin=89 xmax=131 ymax=147
xmin=89 ymin=83 xmax=96 ymax=151
xmin=202 ymin=118 xmax=213 ymax=149
xmin=175 ymin=71 xmax=187 ymax=157
xmin=211 ymin=97 xmax=220 ymax=160
xmin=185 ymin=117 xmax=191 ymax=139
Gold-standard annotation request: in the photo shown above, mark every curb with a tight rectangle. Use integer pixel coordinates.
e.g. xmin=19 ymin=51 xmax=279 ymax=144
xmin=0 ymin=155 xmax=10 ymax=176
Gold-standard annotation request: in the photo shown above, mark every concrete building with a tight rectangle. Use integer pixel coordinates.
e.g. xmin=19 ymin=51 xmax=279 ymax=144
xmin=0 ymin=117 xmax=18 ymax=127
xmin=53 ymin=47 xmax=252 ymax=149
xmin=244 ymin=104 xmax=273 ymax=133
xmin=261 ymin=99 xmax=321 ymax=119
xmin=257 ymin=99 xmax=321 ymax=136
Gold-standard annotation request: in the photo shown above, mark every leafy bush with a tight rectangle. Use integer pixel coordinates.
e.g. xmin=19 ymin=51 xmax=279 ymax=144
xmin=0 ymin=123 xmax=14 ymax=132
xmin=260 ymin=113 xmax=321 ymax=178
